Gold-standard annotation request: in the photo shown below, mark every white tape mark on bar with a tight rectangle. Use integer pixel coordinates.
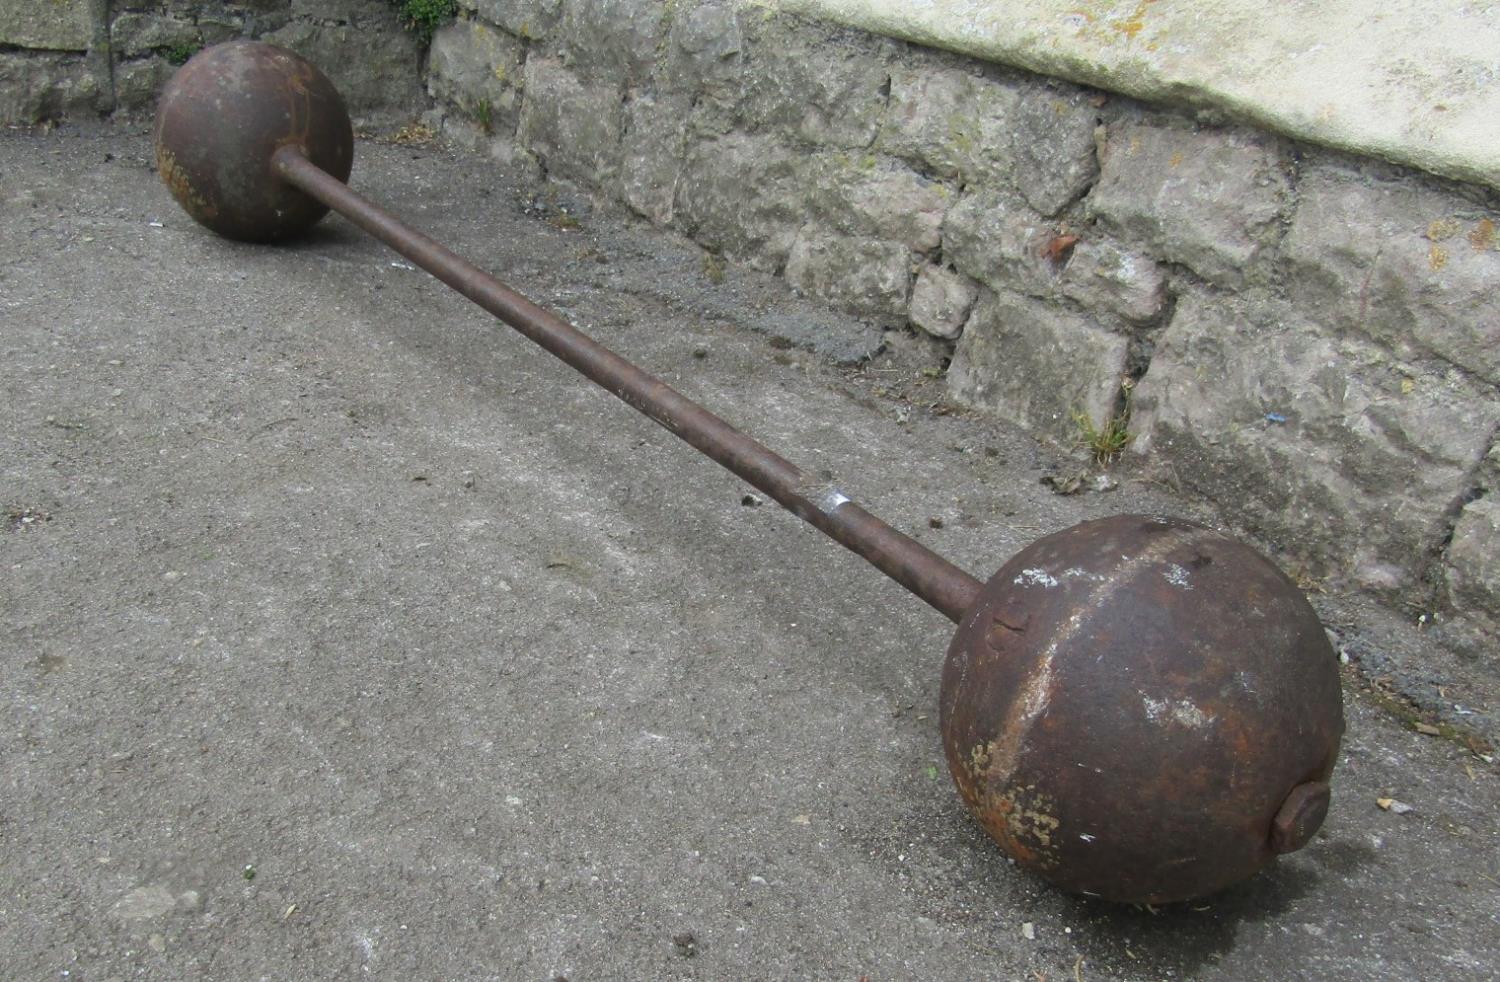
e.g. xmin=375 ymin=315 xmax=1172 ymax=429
xmin=793 ymin=476 xmax=852 ymax=515
xmin=815 ymin=487 xmax=851 ymax=514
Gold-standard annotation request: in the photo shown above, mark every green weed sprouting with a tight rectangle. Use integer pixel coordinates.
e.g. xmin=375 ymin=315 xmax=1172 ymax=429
xmin=392 ymin=0 xmax=457 ymax=42
xmin=1073 ymin=380 xmax=1134 ymax=466
xmin=163 ymin=42 xmax=202 ymax=66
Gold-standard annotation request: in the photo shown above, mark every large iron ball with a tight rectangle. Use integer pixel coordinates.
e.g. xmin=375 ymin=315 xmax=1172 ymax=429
xmin=153 ymin=41 xmax=353 ymax=242
xmin=941 ymin=515 xmax=1343 ymax=903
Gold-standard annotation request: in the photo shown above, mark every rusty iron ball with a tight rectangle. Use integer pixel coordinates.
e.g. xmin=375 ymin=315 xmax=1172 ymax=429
xmin=152 ymin=43 xmax=1346 ymax=905
xmin=942 ymin=516 xmax=1343 ymax=903
xmin=154 ymin=40 xmax=353 ymax=242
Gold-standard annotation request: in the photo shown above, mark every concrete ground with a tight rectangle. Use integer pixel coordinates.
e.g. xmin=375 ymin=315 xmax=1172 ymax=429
xmin=2 ymin=124 xmax=1496 ymax=980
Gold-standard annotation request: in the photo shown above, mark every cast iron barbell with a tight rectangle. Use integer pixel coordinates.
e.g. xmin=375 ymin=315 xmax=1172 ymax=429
xmin=152 ymin=41 xmax=1343 ymax=904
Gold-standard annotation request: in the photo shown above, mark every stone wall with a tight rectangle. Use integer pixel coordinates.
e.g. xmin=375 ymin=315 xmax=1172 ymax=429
xmin=420 ymin=1 xmax=1497 ymax=654
xmin=0 ymin=1 xmax=423 ymax=124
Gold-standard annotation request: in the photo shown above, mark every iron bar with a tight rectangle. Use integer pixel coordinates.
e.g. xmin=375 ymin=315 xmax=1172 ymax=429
xmin=272 ymin=146 xmax=983 ymax=624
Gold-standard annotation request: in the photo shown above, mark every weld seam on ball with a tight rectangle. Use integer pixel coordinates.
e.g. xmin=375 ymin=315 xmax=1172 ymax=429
xmin=981 ymin=527 xmax=1206 ymax=787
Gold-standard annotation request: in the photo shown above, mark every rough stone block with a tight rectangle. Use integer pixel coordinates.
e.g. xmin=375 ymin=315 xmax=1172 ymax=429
xmin=784 ymin=229 xmax=911 ymax=322
xmin=879 ymin=66 xmax=1020 ymax=186
xmin=111 ymin=12 xmax=201 ymax=59
xmin=948 ymin=289 xmax=1128 ymax=438
xmin=199 ymin=2 xmax=289 ymax=46
xmin=804 ymin=154 xmax=946 ymax=254
xmin=113 ymin=56 xmax=174 ymax=112
xmin=198 ymin=2 xmax=292 ymax=42
xmin=727 ymin=16 xmax=891 ymax=150
xmin=263 ymin=19 xmax=425 ymax=123
xmin=517 ymin=57 xmax=623 ymax=187
xmin=432 ymin=105 xmax=531 ymax=175
xmin=675 ymin=133 xmax=803 ymax=270
xmin=427 ymin=18 xmax=526 ymax=129
xmin=0 ymin=0 xmax=92 ymax=51
xmin=944 ymin=189 xmax=1167 ymax=327
xmin=290 ymin=0 xmax=386 ymax=23
xmin=1088 ymin=122 xmax=1290 ymax=288
xmin=1447 ymin=446 xmax=1500 ymax=639
xmin=461 ymin=0 xmax=561 ymax=40
xmin=942 ymin=188 xmax=1054 ymax=298
xmin=285 ymin=0 xmax=352 ymax=20
xmin=1283 ymin=164 xmax=1500 ymax=386
xmin=664 ymin=1 xmax=744 ymax=95
xmin=1059 ymin=237 xmax=1167 ymax=325
xmin=1132 ymin=292 xmax=1498 ymax=591
xmin=0 ymin=52 xmax=103 ymax=122
xmin=620 ymin=90 xmax=689 ymax=225
xmin=1010 ymin=83 xmax=1100 ymax=216
xmin=559 ymin=0 xmax=668 ymax=87
xmin=909 ymin=265 xmax=978 ymax=340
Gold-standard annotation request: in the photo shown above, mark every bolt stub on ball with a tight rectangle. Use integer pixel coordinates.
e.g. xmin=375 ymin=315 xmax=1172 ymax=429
xmin=154 ymin=42 xmax=1346 ymax=905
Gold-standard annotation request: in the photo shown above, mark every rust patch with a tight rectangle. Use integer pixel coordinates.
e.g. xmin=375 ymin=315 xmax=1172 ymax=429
xmin=1114 ymin=0 xmax=1159 ymax=41
xmin=1039 ymin=233 xmax=1079 ymax=266
xmin=1425 ymin=217 xmax=1461 ymax=241
xmin=971 ymin=784 xmax=1062 ymax=870
xmin=155 ymin=147 xmax=217 ymax=223
xmin=1470 ymin=218 xmax=1496 ymax=251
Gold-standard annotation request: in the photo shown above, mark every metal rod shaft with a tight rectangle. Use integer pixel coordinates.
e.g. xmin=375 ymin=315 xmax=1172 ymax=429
xmin=272 ymin=146 xmax=983 ymax=623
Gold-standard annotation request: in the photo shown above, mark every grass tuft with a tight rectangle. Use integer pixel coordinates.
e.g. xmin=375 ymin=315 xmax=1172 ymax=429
xmin=1073 ymin=381 xmax=1134 ymax=466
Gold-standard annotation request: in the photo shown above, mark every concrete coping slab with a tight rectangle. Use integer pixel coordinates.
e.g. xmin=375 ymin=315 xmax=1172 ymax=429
xmin=768 ymin=0 xmax=1500 ymax=191
xmin=0 ymin=0 xmax=94 ymax=52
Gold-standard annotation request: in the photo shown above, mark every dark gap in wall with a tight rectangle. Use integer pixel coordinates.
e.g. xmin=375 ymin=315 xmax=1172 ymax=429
xmin=1419 ymin=425 xmax=1497 ymax=614
xmin=0 ymin=43 xmax=95 ymax=56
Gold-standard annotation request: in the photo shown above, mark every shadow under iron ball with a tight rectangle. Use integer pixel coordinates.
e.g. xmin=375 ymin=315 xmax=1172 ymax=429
xmin=153 ymin=41 xmax=1345 ymax=905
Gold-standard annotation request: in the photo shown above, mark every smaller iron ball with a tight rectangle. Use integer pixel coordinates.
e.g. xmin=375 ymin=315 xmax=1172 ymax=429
xmin=153 ymin=41 xmax=353 ymax=242
xmin=940 ymin=515 xmax=1343 ymax=904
